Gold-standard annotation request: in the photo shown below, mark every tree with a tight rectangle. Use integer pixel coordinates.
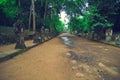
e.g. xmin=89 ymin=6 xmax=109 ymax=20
xmin=29 ymin=0 xmax=36 ymax=31
xmin=0 ymin=0 xmax=19 ymax=26
xmin=88 ymin=0 xmax=119 ymax=32
xmin=0 ymin=0 xmax=120 ymax=33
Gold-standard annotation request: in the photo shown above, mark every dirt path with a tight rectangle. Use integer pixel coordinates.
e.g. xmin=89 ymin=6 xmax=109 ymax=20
xmin=0 ymin=34 xmax=73 ymax=80
xmin=0 ymin=33 xmax=120 ymax=80
xmin=60 ymin=34 xmax=120 ymax=80
xmin=0 ymin=40 xmax=36 ymax=55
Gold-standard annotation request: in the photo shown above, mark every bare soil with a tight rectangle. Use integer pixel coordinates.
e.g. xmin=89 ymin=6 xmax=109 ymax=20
xmin=0 ymin=40 xmax=36 ymax=55
xmin=0 ymin=33 xmax=120 ymax=80
xmin=0 ymin=34 xmax=72 ymax=80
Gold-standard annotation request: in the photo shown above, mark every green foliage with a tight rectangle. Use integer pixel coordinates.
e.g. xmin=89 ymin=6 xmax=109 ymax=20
xmin=0 ymin=0 xmax=19 ymax=18
xmin=68 ymin=16 xmax=89 ymax=32
xmin=50 ymin=14 xmax=64 ymax=32
xmin=68 ymin=0 xmax=115 ymax=32
xmin=0 ymin=0 xmax=7 ymax=5
xmin=56 ymin=20 xmax=64 ymax=32
xmin=3 ymin=7 xmax=19 ymax=18
xmin=0 ymin=0 xmax=20 ymax=26
xmin=88 ymin=5 xmax=114 ymax=30
xmin=0 ymin=0 xmax=119 ymax=32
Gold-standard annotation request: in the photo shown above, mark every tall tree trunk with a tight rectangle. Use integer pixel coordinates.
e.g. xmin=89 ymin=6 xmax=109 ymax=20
xmin=32 ymin=0 xmax=36 ymax=31
xmin=50 ymin=10 xmax=53 ymax=32
xmin=18 ymin=0 xmax=21 ymax=7
xmin=41 ymin=0 xmax=43 ymax=7
xmin=44 ymin=0 xmax=48 ymax=26
xmin=16 ymin=0 xmax=21 ymax=7
xmin=28 ymin=6 xmax=32 ymax=30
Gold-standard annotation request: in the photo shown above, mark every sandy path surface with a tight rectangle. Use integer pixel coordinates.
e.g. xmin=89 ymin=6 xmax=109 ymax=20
xmin=0 ymin=35 xmax=72 ymax=80
xmin=0 ymin=40 xmax=36 ymax=54
xmin=0 ymin=33 xmax=120 ymax=80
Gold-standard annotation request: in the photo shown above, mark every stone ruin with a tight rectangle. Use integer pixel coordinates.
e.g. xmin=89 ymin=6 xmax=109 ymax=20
xmin=115 ymin=34 xmax=120 ymax=46
xmin=105 ymin=28 xmax=113 ymax=42
xmin=13 ymin=20 xmax=26 ymax=49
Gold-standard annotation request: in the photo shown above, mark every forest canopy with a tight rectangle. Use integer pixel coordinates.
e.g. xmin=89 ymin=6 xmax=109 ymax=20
xmin=0 ymin=0 xmax=120 ymax=32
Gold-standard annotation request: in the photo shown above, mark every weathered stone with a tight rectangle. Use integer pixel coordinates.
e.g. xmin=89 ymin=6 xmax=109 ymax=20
xmin=73 ymin=30 xmax=78 ymax=35
xmin=66 ymin=52 xmax=71 ymax=57
xmin=75 ymin=72 xmax=84 ymax=78
xmin=14 ymin=20 xmax=26 ymax=49
xmin=105 ymin=28 xmax=113 ymax=41
xmin=40 ymin=26 xmax=45 ymax=42
xmin=88 ymin=31 xmax=94 ymax=39
xmin=98 ymin=62 xmax=119 ymax=76
xmin=115 ymin=35 xmax=120 ymax=45
xmin=78 ymin=64 xmax=92 ymax=73
xmin=33 ymin=32 xmax=41 ymax=43
xmin=15 ymin=33 xmax=26 ymax=49
xmin=104 ymin=49 xmax=109 ymax=51
xmin=72 ymin=66 xmax=78 ymax=70
xmin=44 ymin=28 xmax=50 ymax=40
xmin=71 ymin=60 xmax=77 ymax=65
xmin=93 ymin=33 xmax=99 ymax=40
